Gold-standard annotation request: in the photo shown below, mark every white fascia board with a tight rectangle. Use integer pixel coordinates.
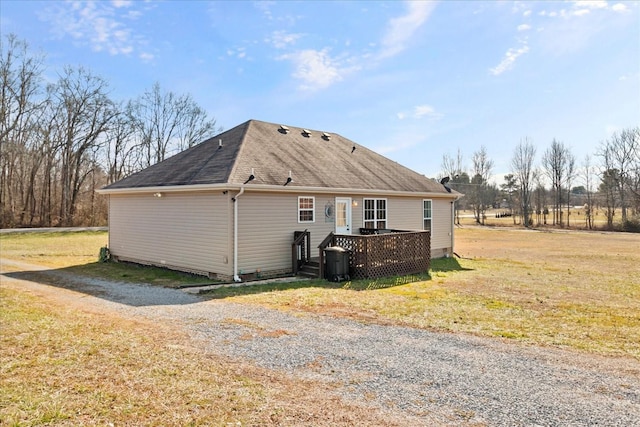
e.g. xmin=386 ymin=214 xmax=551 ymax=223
xmin=95 ymin=183 xmax=231 ymax=195
xmin=97 ymin=183 xmax=459 ymax=199
xmin=258 ymin=184 xmax=462 ymax=200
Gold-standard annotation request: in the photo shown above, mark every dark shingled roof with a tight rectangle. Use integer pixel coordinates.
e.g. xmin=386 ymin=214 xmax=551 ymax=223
xmin=103 ymin=119 xmax=451 ymax=194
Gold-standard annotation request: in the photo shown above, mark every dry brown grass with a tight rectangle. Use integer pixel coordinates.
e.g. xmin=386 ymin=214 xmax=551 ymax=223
xmin=1 ymin=228 xmax=638 ymax=424
xmin=0 ymin=231 xmax=108 ymax=268
xmin=456 ymin=207 xmax=628 ymax=229
xmin=0 ymin=284 xmax=408 ymax=426
xmin=220 ymin=227 xmax=640 ymax=359
xmin=0 ymin=231 xmax=213 ymax=287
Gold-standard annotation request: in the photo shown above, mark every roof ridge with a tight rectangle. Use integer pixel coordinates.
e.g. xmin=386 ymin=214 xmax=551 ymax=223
xmin=227 ymin=120 xmax=253 ymax=183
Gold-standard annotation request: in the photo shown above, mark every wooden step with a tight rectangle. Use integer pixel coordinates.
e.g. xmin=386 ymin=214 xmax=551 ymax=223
xmin=298 ymin=261 xmax=320 ymax=278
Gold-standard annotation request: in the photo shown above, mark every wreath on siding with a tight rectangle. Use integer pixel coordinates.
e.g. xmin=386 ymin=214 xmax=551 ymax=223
xmin=324 ymin=201 xmax=334 ymax=221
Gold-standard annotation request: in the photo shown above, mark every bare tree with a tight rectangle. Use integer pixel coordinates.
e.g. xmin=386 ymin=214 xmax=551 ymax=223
xmin=564 ymin=152 xmax=576 ymax=227
xmin=175 ymin=100 xmax=219 ymax=151
xmin=1 ymin=36 xmax=221 ymax=227
xmin=599 ymin=128 xmax=640 ymax=224
xmin=533 ymin=177 xmax=548 ymax=226
xmin=581 ymin=155 xmax=597 ymax=229
xmin=0 ymin=34 xmax=45 ymax=142
xmin=0 ymin=34 xmax=46 ymax=226
xmin=511 ymin=138 xmax=537 ymax=227
xmin=469 ymin=146 xmax=494 ymax=225
xmin=542 ymin=139 xmax=572 ymax=226
xmin=596 ymin=128 xmax=640 ymax=229
xmin=441 ymin=148 xmax=465 ymax=180
xmin=128 ymin=82 xmax=218 ymax=168
xmin=441 ymin=149 xmax=467 ymax=222
xmin=47 ymin=66 xmax=115 ymax=226
xmin=632 ymin=128 xmax=640 ymax=216
xmin=103 ymin=102 xmax=137 ymax=184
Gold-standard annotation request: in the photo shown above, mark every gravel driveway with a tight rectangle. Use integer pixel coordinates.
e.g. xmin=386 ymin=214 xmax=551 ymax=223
xmin=3 ymin=258 xmax=640 ymax=426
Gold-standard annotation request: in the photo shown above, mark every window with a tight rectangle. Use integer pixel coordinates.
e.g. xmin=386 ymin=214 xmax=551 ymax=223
xmin=364 ymin=198 xmax=387 ymax=229
xmin=423 ymin=199 xmax=432 ymax=232
xmin=298 ymin=196 xmax=315 ymax=223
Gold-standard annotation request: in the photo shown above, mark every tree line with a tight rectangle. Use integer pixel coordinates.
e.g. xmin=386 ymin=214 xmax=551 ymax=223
xmin=2 ymin=33 xmax=638 ymax=231
xmin=1 ymin=34 xmax=219 ymax=228
xmin=441 ymin=127 xmax=640 ymax=232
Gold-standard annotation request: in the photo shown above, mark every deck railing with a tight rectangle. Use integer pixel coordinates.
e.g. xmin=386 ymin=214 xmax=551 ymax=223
xmin=318 ymin=230 xmax=430 ymax=280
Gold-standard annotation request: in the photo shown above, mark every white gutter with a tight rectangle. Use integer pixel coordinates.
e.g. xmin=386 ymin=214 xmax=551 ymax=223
xmin=232 ymin=186 xmax=245 ymax=282
xmin=97 ymin=183 xmax=459 ymax=199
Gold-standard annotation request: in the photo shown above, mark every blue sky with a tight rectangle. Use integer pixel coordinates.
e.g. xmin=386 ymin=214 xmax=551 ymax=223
xmin=2 ymin=0 xmax=638 ymax=181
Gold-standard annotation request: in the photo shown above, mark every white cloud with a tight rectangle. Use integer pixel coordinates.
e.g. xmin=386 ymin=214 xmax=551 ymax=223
xmin=226 ymin=47 xmax=248 ymax=59
xmin=490 ymin=43 xmax=530 ymax=76
xmin=618 ymin=72 xmax=639 ymax=81
xmin=397 ymin=104 xmax=442 ymax=121
xmin=379 ymin=1 xmax=436 ymax=59
xmin=112 ymin=0 xmax=132 ymax=8
xmin=139 ymin=52 xmax=154 ymax=62
xmin=254 ymin=1 xmax=276 ymax=21
xmin=40 ymin=1 xmax=148 ymax=57
xmin=282 ymin=49 xmax=348 ymax=91
xmin=518 ymin=24 xmax=532 ymax=31
xmin=611 ymin=3 xmax=628 ymax=12
xmin=414 ymin=104 xmax=442 ymax=120
xmin=572 ymin=1 xmax=608 ymax=9
xmin=523 ymin=10 xmax=532 ymax=17
xmin=267 ymin=30 xmax=303 ymax=49
xmin=375 ymin=139 xmax=418 ymax=155
xmin=573 ymin=8 xmax=591 ymax=16
xmin=536 ymin=0 xmax=634 ymax=55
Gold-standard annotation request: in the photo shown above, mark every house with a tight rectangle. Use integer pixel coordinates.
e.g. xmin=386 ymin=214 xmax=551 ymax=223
xmin=97 ymin=119 xmax=460 ymax=281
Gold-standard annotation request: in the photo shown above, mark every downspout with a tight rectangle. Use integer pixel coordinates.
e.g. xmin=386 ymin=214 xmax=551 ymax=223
xmin=232 ymin=186 xmax=245 ymax=282
xmin=450 ymin=200 xmax=455 ymax=257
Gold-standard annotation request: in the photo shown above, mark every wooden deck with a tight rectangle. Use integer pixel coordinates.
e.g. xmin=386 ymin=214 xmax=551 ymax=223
xmin=319 ymin=230 xmax=431 ymax=280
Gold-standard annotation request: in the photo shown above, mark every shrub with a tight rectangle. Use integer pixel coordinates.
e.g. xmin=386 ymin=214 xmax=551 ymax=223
xmin=622 ymin=217 xmax=640 ymax=233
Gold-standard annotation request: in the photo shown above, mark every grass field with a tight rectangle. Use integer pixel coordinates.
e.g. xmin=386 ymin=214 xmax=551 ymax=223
xmin=0 ymin=286 xmax=402 ymax=426
xmin=0 ymin=231 xmax=212 ymax=287
xmin=455 ymin=207 xmax=632 ymax=229
xmin=210 ymin=227 xmax=640 ymax=359
xmin=1 ymin=227 xmax=639 ymax=361
xmin=1 ymin=227 xmax=639 ymax=424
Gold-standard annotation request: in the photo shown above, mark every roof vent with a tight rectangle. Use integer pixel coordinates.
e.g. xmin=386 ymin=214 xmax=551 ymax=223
xmin=278 ymin=125 xmax=290 ymax=134
xmin=322 ymin=132 xmax=331 ymax=141
xmin=302 ymin=129 xmax=311 ymax=137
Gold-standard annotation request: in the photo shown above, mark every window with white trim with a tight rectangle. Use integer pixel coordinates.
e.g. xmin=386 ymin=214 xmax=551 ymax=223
xmin=423 ymin=199 xmax=432 ymax=232
xmin=298 ymin=196 xmax=315 ymax=223
xmin=363 ymin=198 xmax=387 ymax=229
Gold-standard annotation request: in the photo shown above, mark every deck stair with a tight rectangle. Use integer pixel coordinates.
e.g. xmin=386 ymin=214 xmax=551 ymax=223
xmin=297 ymin=257 xmax=320 ymax=278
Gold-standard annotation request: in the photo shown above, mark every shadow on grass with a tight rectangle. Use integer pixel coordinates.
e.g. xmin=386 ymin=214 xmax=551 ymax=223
xmin=3 ymin=257 xmax=474 ymax=304
xmin=67 ymin=261 xmax=216 ymax=288
xmin=204 ymin=257 xmax=473 ymax=299
xmin=2 ymin=261 xmax=216 ymax=307
xmin=432 ymin=256 xmax=474 ymax=272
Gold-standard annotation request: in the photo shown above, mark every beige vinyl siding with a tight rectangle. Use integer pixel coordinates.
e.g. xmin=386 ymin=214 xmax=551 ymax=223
xmin=350 ymin=198 xmax=363 ymax=231
xmin=387 ymin=196 xmax=422 ymax=230
xmin=109 ymin=192 xmax=231 ymax=276
xmin=431 ymin=198 xmax=453 ymax=255
xmin=235 ymin=192 xmax=336 ymax=273
xmin=385 ymin=196 xmax=453 ymax=256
